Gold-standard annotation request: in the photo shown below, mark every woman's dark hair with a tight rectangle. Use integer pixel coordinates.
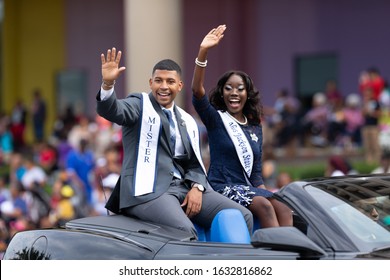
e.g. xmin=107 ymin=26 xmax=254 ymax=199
xmin=209 ymin=70 xmax=262 ymax=124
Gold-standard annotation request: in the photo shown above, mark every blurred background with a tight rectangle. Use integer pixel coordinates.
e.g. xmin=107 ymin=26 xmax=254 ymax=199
xmin=1 ymin=0 xmax=390 ymax=143
xmin=1 ymin=0 xmax=390 ymax=255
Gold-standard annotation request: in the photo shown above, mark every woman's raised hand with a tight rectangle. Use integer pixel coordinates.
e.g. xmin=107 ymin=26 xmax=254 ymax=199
xmin=200 ymin=24 xmax=227 ymax=50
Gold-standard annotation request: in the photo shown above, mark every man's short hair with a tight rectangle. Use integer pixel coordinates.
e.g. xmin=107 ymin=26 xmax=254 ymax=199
xmin=152 ymin=59 xmax=182 ymax=76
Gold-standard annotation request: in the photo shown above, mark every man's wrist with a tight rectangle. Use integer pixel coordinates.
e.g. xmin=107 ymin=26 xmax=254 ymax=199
xmin=99 ymin=86 xmax=114 ymax=101
xmin=191 ymin=182 xmax=205 ymax=192
xmin=102 ymin=79 xmax=116 ymax=90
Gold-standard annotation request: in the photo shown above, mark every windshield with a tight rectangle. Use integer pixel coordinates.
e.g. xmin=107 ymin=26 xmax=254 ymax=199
xmin=306 ymin=182 xmax=390 ymax=251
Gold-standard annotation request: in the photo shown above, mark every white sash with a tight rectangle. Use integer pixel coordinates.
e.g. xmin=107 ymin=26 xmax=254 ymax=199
xmin=177 ymin=107 xmax=206 ymax=174
xmin=218 ymin=111 xmax=253 ymax=177
xmin=134 ymin=93 xmax=161 ymax=196
xmin=134 ymin=93 xmax=206 ymax=196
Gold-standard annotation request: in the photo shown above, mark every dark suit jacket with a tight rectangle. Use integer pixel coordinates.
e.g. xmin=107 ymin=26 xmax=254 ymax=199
xmin=96 ymin=91 xmax=209 ymax=214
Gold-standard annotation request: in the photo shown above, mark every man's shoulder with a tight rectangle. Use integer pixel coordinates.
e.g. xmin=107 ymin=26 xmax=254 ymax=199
xmin=121 ymin=93 xmax=143 ymax=109
xmin=125 ymin=93 xmax=143 ymax=99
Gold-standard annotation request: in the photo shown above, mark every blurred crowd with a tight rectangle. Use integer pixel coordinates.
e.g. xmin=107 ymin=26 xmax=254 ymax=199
xmin=265 ymin=67 xmax=390 ymax=164
xmin=0 ymin=66 xmax=389 ymax=255
xmin=0 ymin=100 xmax=124 ymax=255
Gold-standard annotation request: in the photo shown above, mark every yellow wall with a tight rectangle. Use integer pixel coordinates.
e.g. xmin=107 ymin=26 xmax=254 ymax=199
xmin=3 ymin=0 xmax=65 ymax=142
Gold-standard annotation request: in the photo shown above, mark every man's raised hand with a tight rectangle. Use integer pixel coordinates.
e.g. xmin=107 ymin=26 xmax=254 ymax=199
xmin=101 ymin=47 xmax=126 ymax=86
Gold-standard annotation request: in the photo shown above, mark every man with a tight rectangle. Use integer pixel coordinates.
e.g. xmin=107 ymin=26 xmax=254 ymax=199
xmin=31 ymin=89 xmax=47 ymax=142
xmin=96 ymin=48 xmax=253 ymax=239
xmin=66 ymin=138 xmax=95 ymax=206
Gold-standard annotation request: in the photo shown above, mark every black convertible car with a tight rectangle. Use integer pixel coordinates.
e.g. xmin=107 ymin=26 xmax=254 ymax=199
xmin=3 ymin=174 xmax=390 ymax=260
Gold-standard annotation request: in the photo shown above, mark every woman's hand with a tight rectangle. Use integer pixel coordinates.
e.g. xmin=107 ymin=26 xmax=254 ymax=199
xmin=192 ymin=24 xmax=227 ymax=98
xmin=200 ymin=24 xmax=227 ymax=50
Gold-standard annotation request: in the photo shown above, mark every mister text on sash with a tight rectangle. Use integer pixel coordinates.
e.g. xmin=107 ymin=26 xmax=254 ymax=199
xmin=134 ymin=93 xmax=206 ymax=196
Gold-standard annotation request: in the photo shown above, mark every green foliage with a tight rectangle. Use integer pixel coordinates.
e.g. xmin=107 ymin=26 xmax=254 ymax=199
xmin=0 ymin=164 xmax=10 ymax=178
xmin=278 ymin=159 xmax=378 ymax=180
xmin=351 ymin=161 xmax=378 ymax=175
xmin=279 ymin=162 xmax=325 ymax=180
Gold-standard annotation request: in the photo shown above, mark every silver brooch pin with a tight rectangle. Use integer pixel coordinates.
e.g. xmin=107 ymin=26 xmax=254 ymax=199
xmin=250 ymin=133 xmax=258 ymax=142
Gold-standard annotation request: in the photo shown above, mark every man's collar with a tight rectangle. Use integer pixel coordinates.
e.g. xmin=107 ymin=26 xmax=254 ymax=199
xmin=160 ymin=103 xmax=175 ymax=113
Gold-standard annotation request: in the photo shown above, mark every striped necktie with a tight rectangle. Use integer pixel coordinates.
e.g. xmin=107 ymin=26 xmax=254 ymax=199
xmin=163 ymin=108 xmax=176 ymax=152
xmin=163 ymin=108 xmax=182 ymax=179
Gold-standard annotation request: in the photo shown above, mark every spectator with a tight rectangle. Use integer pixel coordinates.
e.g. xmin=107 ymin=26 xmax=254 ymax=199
xmin=55 ymin=131 xmax=74 ymax=170
xmin=325 ymin=155 xmax=357 ymax=177
xmin=20 ymin=152 xmax=47 ymax=191
xmin=378 ymin=80 xmax=390 ymax=110
xmin=275 ymin=172 xmax=292 ymax=191
xmin=262 ymin=144 xmax=278 ymax=190
xmin=325 ymin=155 xmax=350 ymax=177
xmin=327 ymin=94 xmax=345 ymax=146
xmin=271 ymin=88 xmax=301 ymax=155
xmin=20 ymin=152 xmax=51 ymax=226
xmin=61 ymin=105 xmax=78 ymax=137
xmin=378 ymin=81 xmax=390 ymax=151
xmin=49 ymin=185 xmax=76 ymax=226
xmin=343 ymin=93 xmax=364 ymax=148
xmin=66 ymin=138 xmax=95 ymax=207
xmin=300 ymin=92 xmax=330 ymax=147
xmin=325 ymin=79 xmax=342 ymax=109
xmin=92 ymin=173 xmax=118 ymax=216
xmin=371 ymin=150 xmax=390 ymax=174
xmin=94 ymin=115 xmax=114 ymax=159
xmin=0 ymin=116 xmax=13 ymax=165
xmin=31 ymin=89 xmax=47 ymax=142
xmin=51 ymin=168 xmax=86 ymax=219
xmin=0 ymin=218 xmax=9 ymax=256
xmin=1 ymin=183 xmax=29 ymax=235
xmin=9 ymin=100 xmax=27 ymax=150
xmin=363 ymin=67 xmax=385 ymax=101
xmin=361 ymin=87 xmax=381 ymax=164
xmin=8 ymin=152 xmax=26 ymax=186
xmin=0 ymin=174 xmax=11 ymax=205
xmin=52 ymin=105 xmax=77 ymax=144
xmin=103 ymin=146 xmax=122 ymax=175
xmin=35 ymin=141 xmax=58 ymax=174
xmin=68 ymin=115 xmax=97 ymax=151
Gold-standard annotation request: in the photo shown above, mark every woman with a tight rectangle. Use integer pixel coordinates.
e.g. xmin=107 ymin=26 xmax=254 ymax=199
xmin=191 ymin=25 xmax=292 ymax=228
